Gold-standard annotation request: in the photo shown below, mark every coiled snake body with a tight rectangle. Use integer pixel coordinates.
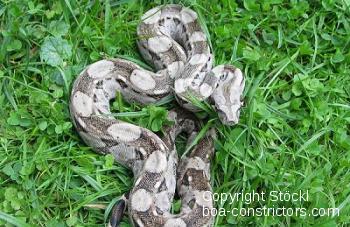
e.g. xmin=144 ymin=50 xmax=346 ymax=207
xmin=70 ymin=4 xmax=244 ymax=227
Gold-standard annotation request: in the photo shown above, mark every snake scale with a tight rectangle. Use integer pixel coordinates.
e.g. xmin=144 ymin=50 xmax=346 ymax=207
xmin=70 ymin=4 xmax=245 ymax=227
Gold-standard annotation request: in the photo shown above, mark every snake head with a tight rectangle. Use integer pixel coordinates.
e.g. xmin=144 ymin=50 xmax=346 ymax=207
xmin=212 ymin=66 xmax=245 ymax=126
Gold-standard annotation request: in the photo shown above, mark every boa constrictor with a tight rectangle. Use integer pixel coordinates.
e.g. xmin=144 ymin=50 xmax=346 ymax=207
xmin=70 ymin=4 xmax=245 ymax=227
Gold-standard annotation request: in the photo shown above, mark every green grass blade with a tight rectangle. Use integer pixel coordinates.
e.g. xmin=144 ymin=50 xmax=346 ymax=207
xmin=0 ymin=211 xmax=31 ymax=227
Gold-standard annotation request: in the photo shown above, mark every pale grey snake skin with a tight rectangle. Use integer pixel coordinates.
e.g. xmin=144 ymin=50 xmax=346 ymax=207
xmin=69 ymin=4 xmax=245 ymax=227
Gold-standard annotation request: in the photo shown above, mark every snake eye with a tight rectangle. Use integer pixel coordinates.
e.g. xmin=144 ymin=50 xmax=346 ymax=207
xmin=220 ymin=72 xmax=228 ymax=81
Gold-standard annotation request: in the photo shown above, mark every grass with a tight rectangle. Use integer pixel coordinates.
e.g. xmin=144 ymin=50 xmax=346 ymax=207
xmin=1 ymin=0 xmax=350 ymax=226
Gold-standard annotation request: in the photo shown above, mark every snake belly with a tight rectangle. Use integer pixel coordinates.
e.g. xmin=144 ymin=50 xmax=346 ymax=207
xmin=70 ymin=4 xmax=245 ymax=227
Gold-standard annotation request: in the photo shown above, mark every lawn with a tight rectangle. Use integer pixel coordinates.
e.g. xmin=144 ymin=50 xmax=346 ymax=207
xmin=1 ymin=0 xmax=350 ymax=226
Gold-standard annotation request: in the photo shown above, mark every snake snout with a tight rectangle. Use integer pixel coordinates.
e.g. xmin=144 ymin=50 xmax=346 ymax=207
xmin=217 ymin=105 xmax=240 ymax=126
